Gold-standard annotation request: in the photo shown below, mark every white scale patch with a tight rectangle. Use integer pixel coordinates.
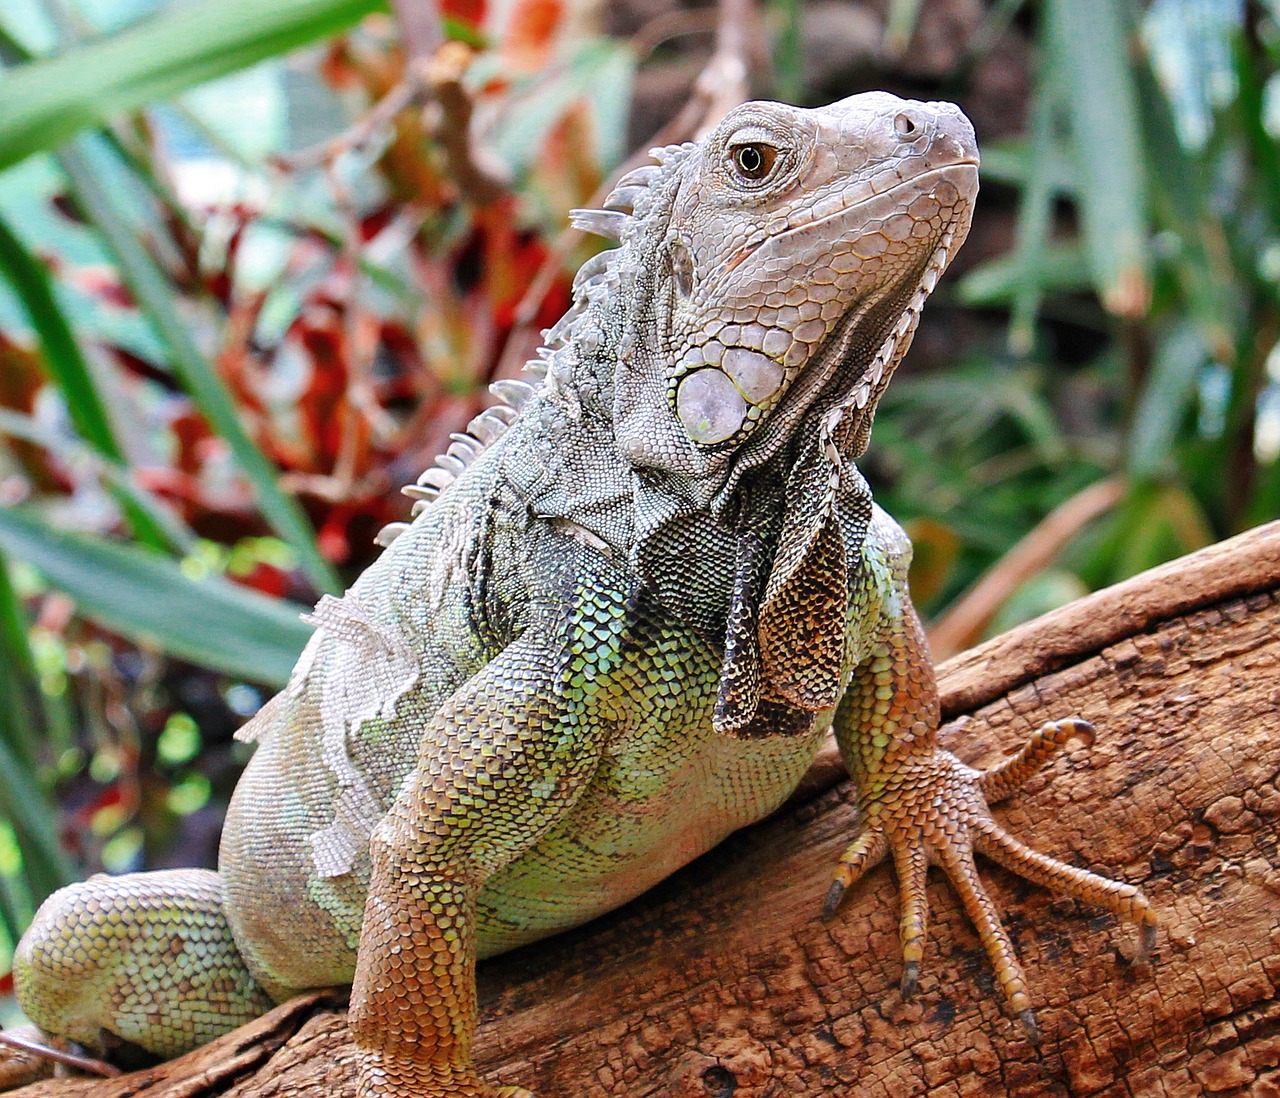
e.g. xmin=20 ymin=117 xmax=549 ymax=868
xmin=266 ymin=594 xmax=422 ymax=878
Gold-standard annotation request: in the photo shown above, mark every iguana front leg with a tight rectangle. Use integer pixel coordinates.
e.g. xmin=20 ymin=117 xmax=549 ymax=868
xmin=828 ymin=520 xmax=1157 ymax=1038
xmin=349 ymin=546 xmax=630 ymax=1097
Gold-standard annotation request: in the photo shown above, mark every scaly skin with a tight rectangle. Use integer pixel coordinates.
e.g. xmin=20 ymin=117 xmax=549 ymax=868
xmin=10 ymin=94 xmax=1155 ymax=1096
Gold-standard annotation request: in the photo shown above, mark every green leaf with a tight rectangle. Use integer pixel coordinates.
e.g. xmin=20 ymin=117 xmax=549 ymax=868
xmin=0 ymin=736 xmax=72 ymax=905
xmin=975 ymin=139 xmax=1076 ymax=194
xmin=1044 ymin=0 xmax=1150 ymax=318
xmin=0 ymin=860 xmax=26 ymax=950
xmin=0 ymin=210 xmax=178 ymax=550
xmin=1232 ymin=30 xmax=1280 ymax=241
xmin=56 ymin=139 xmax=342 ymax=593
xmin=0 ymin=550 xmax=40 ymax=772
xmin=0 ymin=214 xmax=115 ymax=456
xmin=987 ymin=568 xmax=1089 ymax=638
xmin=0 ymin=507 xmax=313 ymax=687
xmin=1006 ymin=71 xmax=1058 ymax=355
xmin=957 ymin=243 xmax=1090 ymax=306
xmin=1102 ymin=483 xmax=1214 ymax=583
xmin=883 ymin=0 xmax=924 ymax=59
xmin=0 ymin=0 xmax=383 ymax=173
xmin=0 ymin=551 xmax=72 ymax=906
xmin=769 ymin=0 xmax=804 ymax=104
xmin=1127 ymin=320 xmax=1204 ymax=482
xmin=1134 ymin=52 xmax=1237 ymax=362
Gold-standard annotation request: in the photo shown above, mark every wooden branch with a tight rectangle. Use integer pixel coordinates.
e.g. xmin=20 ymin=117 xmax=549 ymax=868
xmin=423 ymin=42 xmax=511 ymax=205
xmin=12 ymin=521 xmax=1280 ymax=1096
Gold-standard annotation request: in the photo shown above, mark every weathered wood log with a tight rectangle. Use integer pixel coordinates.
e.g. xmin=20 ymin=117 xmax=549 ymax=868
xmin=14 ymin=522 xmax=1280 ymax=1097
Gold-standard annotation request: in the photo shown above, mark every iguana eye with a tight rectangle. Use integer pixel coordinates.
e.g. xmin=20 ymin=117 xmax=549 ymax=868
xmin=729 ymin=143 xmax=777 ymax=180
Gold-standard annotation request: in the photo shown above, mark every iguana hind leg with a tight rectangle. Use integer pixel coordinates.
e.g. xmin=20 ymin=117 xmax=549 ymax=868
xmin=13 ymin=868 xmax=274 ymax=1061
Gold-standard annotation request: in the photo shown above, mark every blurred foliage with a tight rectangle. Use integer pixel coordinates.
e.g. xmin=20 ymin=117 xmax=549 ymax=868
xmin=0 ymin=0 xmax=1276 ymax=1000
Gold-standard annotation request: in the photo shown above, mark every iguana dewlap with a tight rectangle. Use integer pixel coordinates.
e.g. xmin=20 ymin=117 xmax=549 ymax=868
xmin=10 ymin=93 xmax=1155 ymax=1097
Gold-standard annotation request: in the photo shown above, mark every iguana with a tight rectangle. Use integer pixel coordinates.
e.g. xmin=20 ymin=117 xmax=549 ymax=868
xmin=8 ymin=92 xmax=1156 ymax=1097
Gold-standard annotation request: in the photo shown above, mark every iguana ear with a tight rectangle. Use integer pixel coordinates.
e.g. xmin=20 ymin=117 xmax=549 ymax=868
xmin=756 ymin=435 xmax=853 ymax=712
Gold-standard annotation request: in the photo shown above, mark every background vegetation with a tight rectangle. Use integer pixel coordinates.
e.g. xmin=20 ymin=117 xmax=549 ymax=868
xmin=0 ymin=0 xmax=1274 ymax=1008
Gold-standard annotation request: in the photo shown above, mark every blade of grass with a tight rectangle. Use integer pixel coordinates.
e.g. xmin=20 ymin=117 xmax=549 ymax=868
xmin=0 ymin=25 xmax=203 ymax=254
xmin=976 ymin=139 xmax=1076 ymax=193
xmin=0 ymin=547 xmax=73 ymax=764
xmin=0 ymin=215 xmax=116 ymax=456
xmin=1234 ymin=29 xmax=1280 ymax=243
xmin=0 ymin=855 xmax=26 ymax=949
xmin=883 ymin=0 xmax=924 ymax=59
xmin=0 ymin=0 xmax=383 ymax=173
xmin=57 ymin=139 xmax=342 ymax=593
xmin=0 ymin=551 xmax=40 ymax=772
xmin=6 ymin=15 xmax=331 ymax=581
xmin=1044 ymin=0 xmax=1150 ymax=318
xmin=1127 ymin=319 xmax=1204 ymax=482
xmin=957 ymin=242 xmax=1090 ymax=307
xmin=0 ymin=737 xmax=72 ymax=905
xmin=1134 ymin=51 xmax=1237 ymax=361
xmin=1216 ymin=29 xmax=1280 ymax=526
xmin=769 ymin=0 xmax=804 ymax=105
xmin=0 ymin=551 xmax=73 ymax=906
xmin=0 ymin=507 xmax=313 ymax=687
xmin=0 ymin=22 xmax=36 ymax=62
xmin=1006 ymin=65 xmax=1058 ymax=356
xmin=0 ymin=212 xmax=179 ymax=551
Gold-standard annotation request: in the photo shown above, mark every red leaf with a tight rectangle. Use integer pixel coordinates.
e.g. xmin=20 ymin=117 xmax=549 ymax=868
xmin=501 ymin=0 xmax=562 ymax=71
xmin=441 ymin=0 xmax=486 ymax=32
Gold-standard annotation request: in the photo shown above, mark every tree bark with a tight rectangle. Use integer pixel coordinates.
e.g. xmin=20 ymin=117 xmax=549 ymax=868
xmin=15 ymin=522 xmax=1280 ymax=1098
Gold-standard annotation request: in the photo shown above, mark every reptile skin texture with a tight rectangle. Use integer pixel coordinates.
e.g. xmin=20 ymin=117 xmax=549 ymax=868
xmin=10 ymin=94 xmax=1155 ymax=1097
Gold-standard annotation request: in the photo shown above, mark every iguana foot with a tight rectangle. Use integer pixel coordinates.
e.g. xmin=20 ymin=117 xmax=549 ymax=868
xmin=825 ymin=718 xmax=1157 ymax=1039
xmin=357 ymin=1055 xmax=535 ymax=1097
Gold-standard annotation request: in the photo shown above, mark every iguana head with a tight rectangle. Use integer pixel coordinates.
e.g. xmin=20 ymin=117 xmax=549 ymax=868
xmin=601 ymin=92 xmax=978 ymax=507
